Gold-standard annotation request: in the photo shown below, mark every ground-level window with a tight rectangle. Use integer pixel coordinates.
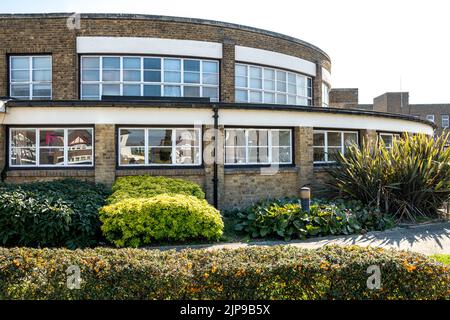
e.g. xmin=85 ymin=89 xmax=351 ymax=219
xmin=379 ymin=132 xmax=401 ymax=149
xmin=224 ymin=128 xmax=292 ymax=165
xmin=9 ymin=127 xmax=93 ymax=167
xmin=9 ymin=55 xmax=52 ymax=100
xmin=80 ymin=56 xmax=219 ymax=101
xmin=313 ymin=130 xmax=358 ymax=163
xmin=442 ymin=115 xmax=449 ymax=129
xmin=118 ymin=127 xmax=201 ymax=166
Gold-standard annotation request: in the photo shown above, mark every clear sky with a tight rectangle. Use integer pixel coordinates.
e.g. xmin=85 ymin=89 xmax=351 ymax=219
xmin=1 ymin=0 xmax=449 ymax=104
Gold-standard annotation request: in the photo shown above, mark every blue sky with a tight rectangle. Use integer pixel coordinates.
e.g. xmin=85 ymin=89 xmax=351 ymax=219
xmin=1 ymin=0 xmax=449 ymax=104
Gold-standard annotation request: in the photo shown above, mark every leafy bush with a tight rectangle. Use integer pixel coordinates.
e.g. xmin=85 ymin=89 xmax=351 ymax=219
xmin=0 ymin=179 xmax=110 ymax=248
xmin=232 ymin=198 xmax=394 ymax=240
xmin=100 ymin=194 xmax=224 ymax=247
xmin=108 ymin=175 xmax=205 ymax=204
xmin=0 ymin=245 xmax=448 ymax=300
xmin=328 ymin=133 xmax=450 ymax=221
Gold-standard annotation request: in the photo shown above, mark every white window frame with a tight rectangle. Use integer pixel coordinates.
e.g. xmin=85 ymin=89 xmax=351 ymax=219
xmin=426 ymin=114 xmax=435 ymax=123
xmin=442 ymin=115 xmax=449 ymax=129
xmin=118 ymin=127 xmax=202 ymax=167
xmin=9 ymin=127 xmax=94 ymax=168
xmin=379 ymin=132 xmax=401 ymax=149
xmin=322 ymin=82 xmax=330 ymax=108
xmin=80 ymin=56 xmax=219 ymax=101
xmin=313 ymin=130 xmax=359 ymax=164
xmin=235 ymin=63 xmax=313 ymax=106
xmin=9 ymin=55 xmax=52 ymax=100
xmin=224 ymin=128 xmax=293 ymax=165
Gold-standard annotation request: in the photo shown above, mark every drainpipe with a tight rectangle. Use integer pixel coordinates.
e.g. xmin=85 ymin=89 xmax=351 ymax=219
xmin=212 ymin=104 xmax=219 ymax=208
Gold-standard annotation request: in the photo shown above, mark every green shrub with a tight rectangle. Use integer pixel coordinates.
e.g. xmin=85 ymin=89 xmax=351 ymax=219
xmin=232 ymin=198 xmax=394 ymax=240
xmin=99 ymin=194 xmax=223 ymax=247
xmin=0 ymin=179 xmax=110 ymax=248
xmin=328 ymin=133 xmax=450 ymax=221
xmin=108 ymin=175 xmax=205 ymax=204
xmin=0 ymin=245 xmax=447 ymax=300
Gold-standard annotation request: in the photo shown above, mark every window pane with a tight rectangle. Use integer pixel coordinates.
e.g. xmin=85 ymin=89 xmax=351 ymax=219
xmin=121 ymin=147 xmax=145 ymax=165
xmin=313 ymin=147 xmax=325 ymax=162
xmin=264 ymin=92 xmax=275 ymax=103
xmin=32 ymin=84 xmax=51 ymax=98
xmin=144 ymin=70 xmax=161 ymax=82
xmin=40 ymin=148 xmax=65 ymax=165
xmin=184 ymin=86 xmax=200 ymax=97
xmin=102 ymin=84 xmax=120 ymax=96
xmin=249 ymin=91 xmax=262 ymax=103
xmin=164 ymin=71 xmax=181 ymax=83
xmin=102 ymin=70 xmax=120 ymax=81
xmin=344 ymin=132 xmax=358 ymax=147
xmin=123 ymin=57 xmax=140 ymax=69
xmin=68 ymin=129 xmax=93 ymax=165
xmin=164 ymin=59 xmax=181 ymax=71
xmin=149 ymin=147 xmax=172 ymax=164
xmin=380 ymin=134 xmax=393 ymax=147
xmin=235 ymin=90 xmax=248 ymax=102
xmin=82 ymin=57 xmax=100 ymax=69
xmin=148 ymin=129 xmax=172 ymax=147
xmin=33 ymin=56 xmax=51 ymax=69
xmin=144 ymin=58 xmax=161 ymax=70
xmin=264 ymin=69 xmax=275 ymax=80
xmin=235 ymin=65 xmax=247 ymax=77
xmin=276 ymin=94 xmax=287 ymax=104
xmin=202 ymin=73 xmax=218 ymax=85
xmin=164 ymin=85 xmax=181 ymax=96
xmin=250 ymin=78 xmax=262 ymax=89
xmin=272 ymin=146 xmax=291 ymax=163
xmin=82 ymin=70 xmax=100 ymax=81
xmin=225 ymin=130 xmax=245 ymax=147
xmin=123 ymin=84 xmax=141 ymax=96
xmin=327 ymin=147 xmax=341 ymax=161
xmin=10 ymin=84 xmax=30 ymax=98
xmin=236 ymin=76 xmax=247 ymax=87
xmin=11 ymin=148 xmax=36 ymax=166
xmin=328 ymin=132 xmax=342 ymax=147
xmin=123 ymin=70 xmax=140 ymax=81
xmin=176 ymin=146 xmax=199 ymax=164
xmin=203 ymin=87 xmax=218 ymax=100
xmin=287 ymin=95 xmax=296 ymax=105
xmin=225 ymin=146 xmax=246 ymax=164
xmin=102 ymin=57 xmax=120 ymax=69
xmin=11 ymin=70 xmax=29 ymax=82
xmin=82 ymin=84 xmax=100 ymax=98
xmin=184 ymin=72 xmax=200 ymax=83
xmin=272 ymin=130 xmax=291 ymax=146
xmin=184 ymin=60 xmax=200 ymax=72
xmin=313 ymin=132 xmax=325 ymax=146
xmin=248 ymin=130 xmax=268 ymax=146
xmin=248 ymin=147 xmax=269 ymax=163
xmin=276 ymin=79 xmax=287 ymax=92
xmin=11 ymin=129 xmax=36 ymax=147
xmin=176 ymin=129 xmax=199 ymax=146
xmin=40 ymin=129 xmax=64 ymax=147
xmin=11 ymin=57 xmax=29 ymax=69
xmin=276 ymin=71 xmax=287 ymax=82
xmin=120 ymin=129 xmax=145 ymax=146
xmin=144 ymin=85 xmax=161 ymax=96
xmin=203 ymin=61 xmax=218 ymax=73
xmin=264 ymin=80 xmax=275 ymax=90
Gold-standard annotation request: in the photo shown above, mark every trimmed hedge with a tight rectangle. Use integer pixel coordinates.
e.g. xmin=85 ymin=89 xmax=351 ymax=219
xmin=0 ymin=245 xmax=448 ymax=300
xmin=100 ymin=194 xmax=224 ymax=247
xmin=108 ymin=176 xmax=205 ymax=204
xmin=0 ymin=179 xmax=110 ymax=248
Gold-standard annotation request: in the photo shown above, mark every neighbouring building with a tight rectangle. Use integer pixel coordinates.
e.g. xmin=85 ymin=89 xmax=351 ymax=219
xmin=0 ymin=13 xmax=434 ymax=210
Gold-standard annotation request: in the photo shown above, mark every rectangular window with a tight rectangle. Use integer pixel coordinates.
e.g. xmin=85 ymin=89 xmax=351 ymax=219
xmin=313 ymin=130 xmax=358 ymax=163
xmin=235 ymin=63 xmax=313 ymax=106
xmin=322 ymin=82 xmax=330 ymax=107
xmin=442 ymin=115 xmax=449 ymax=129
xmin=118 ymin=127 xmax=201 ymax=166
xmin=379 ymin=133 xmax=401 ymax=149
xmin=225 ymin=128 xmax=292 ymax=165
xmin=81 ymin=56 xmax=219 ymax=101
xmin=9 ymin=127 xmax=93 ymax=167
xmin=426 ymin=114 xmax=435 ymax=123
xmin=10 ymin=56 xmax=52 ymax=100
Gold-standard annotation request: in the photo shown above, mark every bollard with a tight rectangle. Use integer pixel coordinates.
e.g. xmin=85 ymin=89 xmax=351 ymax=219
xmin=299 ymin=187 xmax=311 ymax=213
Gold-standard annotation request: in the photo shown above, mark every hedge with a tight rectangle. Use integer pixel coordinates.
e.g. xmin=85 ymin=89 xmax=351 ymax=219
xmin=107 ymin=176 xmax=205 ymax=204
xmin=0 ymin=245 xmax=448 ymax=300
xmin=99 ymin=194 xmax=224 ymax=247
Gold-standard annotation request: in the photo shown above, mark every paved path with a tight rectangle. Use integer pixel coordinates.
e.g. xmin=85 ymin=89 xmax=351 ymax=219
xmin=149 ymin=221 xmax=450 ymax=255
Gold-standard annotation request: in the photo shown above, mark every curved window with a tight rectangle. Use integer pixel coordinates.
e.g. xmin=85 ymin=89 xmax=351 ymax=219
xmin=81 ymin=56 xmax=219 ymax=101
xmin=235 ymin=63 xmax=312 ymax=106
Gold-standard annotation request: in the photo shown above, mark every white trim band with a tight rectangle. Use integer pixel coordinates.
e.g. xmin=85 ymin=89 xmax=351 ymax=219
xmin=76 ymin=37 xmax=223 ymax=59
xmin=235 ymin=45 xmax=317 ymax=76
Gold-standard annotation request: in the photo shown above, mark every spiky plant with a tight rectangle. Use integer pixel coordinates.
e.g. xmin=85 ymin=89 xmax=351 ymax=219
xmin=328 ymin=133 xmax=450 ymax=222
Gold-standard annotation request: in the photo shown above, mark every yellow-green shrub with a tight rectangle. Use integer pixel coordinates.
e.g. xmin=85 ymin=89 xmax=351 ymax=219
xmin=107 ymin=175 xmax=205 ymax=204
xmin=99 ymin=194 xmax=223 ymax=247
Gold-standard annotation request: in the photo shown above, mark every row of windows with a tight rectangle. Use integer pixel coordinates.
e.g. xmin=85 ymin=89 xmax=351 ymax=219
xmin=9 ymin=55 xmax=326 ymax=105
xmin=9 ymin=127 xmax=399 ymax=168
xmin=426 ymin=114 xmax=449 ymax=129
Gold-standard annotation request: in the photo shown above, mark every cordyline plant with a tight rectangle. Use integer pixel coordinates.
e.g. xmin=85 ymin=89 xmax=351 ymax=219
xmin=327 ymin=133 xmax=450 ymax=222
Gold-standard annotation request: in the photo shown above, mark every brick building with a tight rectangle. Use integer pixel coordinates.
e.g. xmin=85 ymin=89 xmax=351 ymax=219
xmin=0 ymin=13 xmax=433 ymax=210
